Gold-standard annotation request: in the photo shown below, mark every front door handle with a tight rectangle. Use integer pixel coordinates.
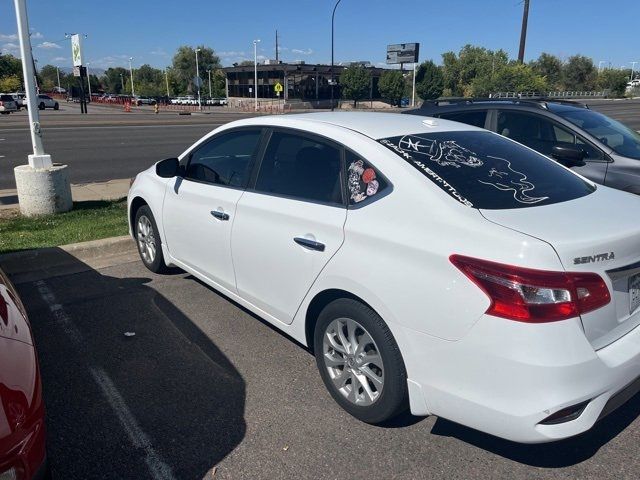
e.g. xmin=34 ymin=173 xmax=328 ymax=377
xmin=211 ymin=210 xmax=230 ymax=221
xmin=294 ymin=237 xmax=325 ymax=252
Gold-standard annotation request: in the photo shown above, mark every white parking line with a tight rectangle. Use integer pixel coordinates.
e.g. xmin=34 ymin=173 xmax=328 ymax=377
xmin=90 ymin=367 xmax=176 ymax=480
xmin=34 ymin=279 xmax=175 ymax=480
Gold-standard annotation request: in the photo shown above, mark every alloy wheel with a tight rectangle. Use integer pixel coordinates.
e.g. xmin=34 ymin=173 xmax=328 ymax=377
xmin=137 ymin=215 xmax=156 ymax=264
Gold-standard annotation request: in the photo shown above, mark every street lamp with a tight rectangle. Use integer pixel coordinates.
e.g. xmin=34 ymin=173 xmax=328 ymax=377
xmin=195 ymin=47 xmax=202 ymax=110
xmin=128 ymin=57 xmax=135 ymax=97
xmin=207 ymin=69 xmax=212 ymax=99
xmin=253 ymin=39 xmax=260 ymax=111
xmin=631 ymin=61 xmax=638 ymax=82
xmin=165 ymin=68 xmax=170 ymax=98
xmin=330 ymin=0 xmax=342 ymax=111
xmin=86 ymin=62 xmax=92 ymax=99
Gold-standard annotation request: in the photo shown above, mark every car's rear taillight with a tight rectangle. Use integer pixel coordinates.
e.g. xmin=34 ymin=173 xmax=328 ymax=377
xmin=450 ymin=254 xmax=610 ymax=323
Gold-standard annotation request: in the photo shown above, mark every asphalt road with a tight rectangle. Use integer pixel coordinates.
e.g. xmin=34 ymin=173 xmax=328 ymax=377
xmin=0 ymin=103 xmax=253 ymax=190
xmin=1 ymin=99 xmax=639 ymax=191
xmin=16 ymin=256 xmax=640 ymax=480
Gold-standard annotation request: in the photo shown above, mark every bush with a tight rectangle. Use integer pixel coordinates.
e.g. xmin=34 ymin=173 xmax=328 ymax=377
xmin=377 ymin=70 xmax=405 ymax=106
xmin=415 ymin=60 xmax=444 ymax=100
xmin=339 ymin=65 xmax=371 ymax=107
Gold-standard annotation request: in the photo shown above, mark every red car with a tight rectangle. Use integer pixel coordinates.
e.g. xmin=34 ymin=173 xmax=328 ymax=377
xmin=0 ymin=269 xmax=47 ymax=479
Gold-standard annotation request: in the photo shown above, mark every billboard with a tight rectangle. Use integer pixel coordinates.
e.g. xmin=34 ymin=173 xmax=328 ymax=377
xmin=386 ymin=43 xmax=420 ymax=64
xmin=71 ymin=34 xmax=83 ymax=67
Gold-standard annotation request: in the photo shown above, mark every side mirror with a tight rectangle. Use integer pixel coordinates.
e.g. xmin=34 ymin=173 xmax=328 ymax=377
xmin=551 ymin=145 xmax=586 ymax=168
xmin=156 ymin=158 xmax=180 ymax=178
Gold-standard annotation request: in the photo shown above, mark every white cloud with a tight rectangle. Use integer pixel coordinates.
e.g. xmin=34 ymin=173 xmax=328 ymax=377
xmin=1 ymin=42 xmax=20 ymax=55
xmin=219 ymin=51 xmax=247 ymax=58
xmin=291 ymin=48 xmax=313 ymax=55
xmin=0 ymin=33 xmax=18 ymax=41
xmin=89 ymin=54 xmax=130 ymax=69
xmin=150 ymin=48 xmax=168 ymax=56
xmin=51 ymin=56 xmax=67 ymax=63
xmin=37 ymin=41 xmax=61 ymax=49
xmin=30 ymin=31 xmax=43 ymax=39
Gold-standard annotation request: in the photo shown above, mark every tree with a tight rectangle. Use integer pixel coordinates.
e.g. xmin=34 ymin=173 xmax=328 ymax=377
xmin=38 ymin=64 xmax=60 ymax=92
xmin=563 ymin=55 xmax=597 ymax=91
xmin=0 ymin=75 xmax=21 ymax=92
xmin=102 ymin=67 xmax=129 ymax=94
xmin=0 ymin=54 xmax=22 ymax=80
xmin=415 ymin=60 xmax=444 ymax=100
xmin=377 ymin=70 xmax=405 ymax=106
xmin=471 ymin=63 xmax=548 ymax=96
xmin=440 ymin=45 xmax=508 ymax=96
xmin=597 ymin=68 xmax=629 ymax=97
xmin=339 ymin=65 xmax=371 ymax=107
xmin=211 ymin=69 xmax=226 ymax=97
xmin=530 ymin=53 xmax=563 ymax=89
xmin=237 ymin=60 xmax=254 ymax=67
xmin=172 ymin=45 xmax=221 ymax=95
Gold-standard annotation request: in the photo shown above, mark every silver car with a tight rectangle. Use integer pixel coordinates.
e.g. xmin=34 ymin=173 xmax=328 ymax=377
xmin=0 ymin=94 xmax=18 ymax=114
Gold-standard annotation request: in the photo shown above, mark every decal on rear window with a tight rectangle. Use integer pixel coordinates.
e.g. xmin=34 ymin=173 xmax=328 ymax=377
xmin=379 ymin=131 xmax=594 ymax=210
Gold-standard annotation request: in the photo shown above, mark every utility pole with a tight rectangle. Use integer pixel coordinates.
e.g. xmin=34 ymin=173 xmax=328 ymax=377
xmin=331 ymin=0 xmax=343 ymax=111
xmin=86 ymin=62 xmax=92 ymax=99
xmin=253 ymin=39 xmax=260 ymax=111
xmin=56 ymin=66 xmax=61 ymax=92
xmin=195 ymin=47 xmax=202 ymax=110
xmin=275 ymin=30 xmax=279 ymax=63
xmin=165 ymin=68 xmax=170 ymax=98
xmin=631 ymin=61 xmax=638 ymax=81
xmin=207 ymin=69 xmax=212 ymax=98
xmin=517 ymin=0 xmax=530 ymax=64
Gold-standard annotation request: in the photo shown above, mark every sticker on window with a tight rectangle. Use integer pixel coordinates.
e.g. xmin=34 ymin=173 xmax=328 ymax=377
xmin=379 ymin=131 xmax=594 ymax=210
xmin=348 ymin=158 xmax=383 ymax=204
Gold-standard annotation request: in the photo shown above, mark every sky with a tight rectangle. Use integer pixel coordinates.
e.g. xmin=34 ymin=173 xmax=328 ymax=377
xmin=0 ymin=0 xmax=638 ymax=72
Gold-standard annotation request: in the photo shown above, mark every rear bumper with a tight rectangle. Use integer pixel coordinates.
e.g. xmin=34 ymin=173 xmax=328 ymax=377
xmin=400 ymin=314 xmax=640 ymax=443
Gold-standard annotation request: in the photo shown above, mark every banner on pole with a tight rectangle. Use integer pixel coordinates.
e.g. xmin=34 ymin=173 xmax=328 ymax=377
xmin=71 ymin=34 xmax=83 ymax=67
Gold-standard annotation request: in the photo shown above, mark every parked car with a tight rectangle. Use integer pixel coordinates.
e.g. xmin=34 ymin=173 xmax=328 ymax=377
xmin=206 ymin=97 xmax=228 ymax=106
xmin=0 ymin=268 xmax=48 ymax=478
xmin=132 ymin=96 xmax=157 ymax=106
xmin=0 ymin=94 xmax=18 ymax=114
xmin=129 ymin=112 xmax=640 ymax=443
xmin=10 ymin=92 xmax=26 ymax=110
xmin=404 ymin=98 xmax=640 ymax=194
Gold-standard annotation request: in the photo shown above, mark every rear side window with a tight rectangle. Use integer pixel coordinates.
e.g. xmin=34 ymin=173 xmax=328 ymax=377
xmin=379 ymin=131 xmax=594 ymax=210
xmin=345 ymin=150 xmax=388 ymax=205
xmin=255 ymin=131 xmax=343 ymax=205
xmin=185 ymin=129 xmax=262 ymax=187
xmin=438 ymin=110 xmax=487 ymax=129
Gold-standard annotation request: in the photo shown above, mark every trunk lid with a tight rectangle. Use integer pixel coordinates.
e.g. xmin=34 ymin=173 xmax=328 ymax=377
xmin=481 ymin=187 xmax=640 ymax=350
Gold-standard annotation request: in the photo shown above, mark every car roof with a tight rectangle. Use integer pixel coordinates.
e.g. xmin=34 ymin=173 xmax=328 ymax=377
xmin=409 ymin=98 xmax=589 ymax=116
xmin=232 ymin=112 xmax=483 ymax=139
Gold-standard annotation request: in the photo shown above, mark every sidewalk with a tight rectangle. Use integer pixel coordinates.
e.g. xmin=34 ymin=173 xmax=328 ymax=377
xmin=0 ymin=178 xmax=130 ymax=212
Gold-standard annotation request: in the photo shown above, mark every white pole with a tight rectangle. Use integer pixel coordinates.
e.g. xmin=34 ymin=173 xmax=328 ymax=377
xmin=631 ymin=62 xmax=638 ymax=82
xmin=129 ymin=57 xmax=135 ymax=97
xmin=13 ymin=0 xmax=49 ymax=166
xmin=412 ymin=62 xmax=417 ymax=107
xmin=165 ymin=68 xmax=170 ymax=98
xmin=253 ymin=39 xmax=260 ymax=111
xmin=208 ymin=69 xmax=212 ymax=98
xmin=86 ymin=63 xmax=92 ymax=99
xmin=56 ymin=66 xmax=61 ymax=92
xmin=195 ymin=48 xmax=202 ymax=111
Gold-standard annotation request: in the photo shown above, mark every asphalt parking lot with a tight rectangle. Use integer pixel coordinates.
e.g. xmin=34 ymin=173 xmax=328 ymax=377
xmin=15 ymin=251 xmax=640 ymax=480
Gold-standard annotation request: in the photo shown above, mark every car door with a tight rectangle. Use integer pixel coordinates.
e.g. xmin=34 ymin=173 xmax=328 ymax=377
xmin=231 ymin=129 xmax=347 ymax=324
xmin=495 ymin=109 xmax=608 ymax=184
xmin=162 ymin=128 xmax=263 ymax=293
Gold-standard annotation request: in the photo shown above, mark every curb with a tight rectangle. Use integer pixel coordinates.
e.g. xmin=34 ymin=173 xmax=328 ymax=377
xmin=0 ymin=235 xmax=138 ymax=284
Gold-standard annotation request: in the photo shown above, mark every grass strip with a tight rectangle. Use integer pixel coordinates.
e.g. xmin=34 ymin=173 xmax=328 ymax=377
xmin=0 ymin=199 xmax=128 ymax=254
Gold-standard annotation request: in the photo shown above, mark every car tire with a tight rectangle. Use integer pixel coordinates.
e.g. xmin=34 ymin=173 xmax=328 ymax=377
xmin=38 ymin=102 xmax=45 ymax=110
xmin=314 ymin=298 xmax=409 ymax=424
xmin=134 ymin=205 xmax=168 ymax=273
xmin=53 ymin=103 xmax=59 ymax=110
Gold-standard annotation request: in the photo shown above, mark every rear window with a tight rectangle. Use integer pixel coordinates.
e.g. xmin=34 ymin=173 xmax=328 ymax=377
xmin=379 ymin=131 xmax=594 ymax=210
xmin=1 ymin=95 xmax=14 ymax=101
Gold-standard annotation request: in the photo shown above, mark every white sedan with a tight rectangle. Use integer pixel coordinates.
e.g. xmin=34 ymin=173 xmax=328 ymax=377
xmin=128 ymin=112 xmax=640 ymax=443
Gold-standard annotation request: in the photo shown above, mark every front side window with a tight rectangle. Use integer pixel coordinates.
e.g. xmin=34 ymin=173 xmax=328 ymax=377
xmin=255 ymin=131 xmax=343 ymax=205
xmin=379 ymin=131 xmax=594 ymax=210
xmin=185 ymin=129 xmax=262 ymax=187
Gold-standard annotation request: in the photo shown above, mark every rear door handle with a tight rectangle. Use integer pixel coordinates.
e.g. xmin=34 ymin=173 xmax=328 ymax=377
xmin=294 ymin=237 xmax=325 ymax=252
xmin=211 ymin=210 xmax=230 ymax=221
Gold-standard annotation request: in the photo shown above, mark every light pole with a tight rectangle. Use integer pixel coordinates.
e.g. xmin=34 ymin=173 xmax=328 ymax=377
xmin=12 ymin=0 xmax=71 ymax=215
xmin=195 ymin=47 xmax=202 ymax=110
xmin=412 ymin=62 xmax=417 ymax=107
xmin=253 ymin=39 xmax=260 ymax=111
xmin=86 ymin=62 xmax=92 ymax=99
xmin=207 ymin=69 xmax=212 ymax=99
xmin=56 ymin=66 xmax=61 ymax=92
xmin=331 ymin=0 xmax=342 ymax=111
xmin=119 ymin=73 xmax=124 ymax=92
xmin=165 ymin=68 xmax=170 ymax=98
xmin=631 ymin=62 xmax=638 ymax=81
xmin=128 ymin=57 xmax=135 ymax=97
